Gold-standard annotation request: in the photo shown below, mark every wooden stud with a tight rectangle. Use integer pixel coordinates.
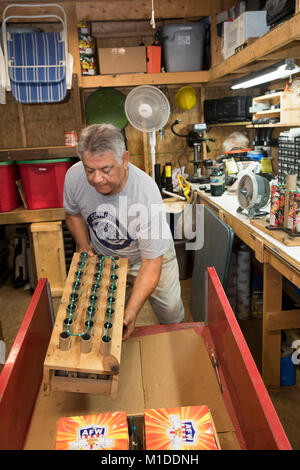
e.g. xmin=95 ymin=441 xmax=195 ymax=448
xmin=262 ymin=263 xmax=283 ymax=389
xmin=17 ymin=102 xmax=27 ymax=148
xmin=268 ymin=309 xmax=300 ymax=332
xmin=30 ymin=221 xmax=67 ymax=297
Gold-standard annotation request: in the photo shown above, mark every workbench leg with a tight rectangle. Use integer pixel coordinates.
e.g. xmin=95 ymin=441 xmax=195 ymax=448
xmin=262 ymin=263 xmax=283 ymax=389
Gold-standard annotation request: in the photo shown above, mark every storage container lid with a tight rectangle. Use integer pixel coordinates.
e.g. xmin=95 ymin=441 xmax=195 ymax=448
xmin=0 ymin=161 xmax=15 ymax=165
xmin=17 ymin=158 xmax=72 ymax=164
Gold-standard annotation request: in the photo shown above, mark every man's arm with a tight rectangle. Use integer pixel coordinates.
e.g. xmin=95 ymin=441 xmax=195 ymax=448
xmin=122 ymin=256 xmax=162 ymax=340
xmin=65 ymin=212 xmax=94 ymax=256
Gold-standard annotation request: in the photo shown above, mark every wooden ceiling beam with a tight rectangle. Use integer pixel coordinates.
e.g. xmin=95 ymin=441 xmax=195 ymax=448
xmin=75 ymin=0 xmax=211 ymax=22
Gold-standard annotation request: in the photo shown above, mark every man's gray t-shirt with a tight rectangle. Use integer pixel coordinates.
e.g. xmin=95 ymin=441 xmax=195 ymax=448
xmin=63 ymin=161 xmax=174 ymax=264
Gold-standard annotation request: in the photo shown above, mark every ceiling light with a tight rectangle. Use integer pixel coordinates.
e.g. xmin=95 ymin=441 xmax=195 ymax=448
xmin=231 ymin=59 xmax=300 ymax=90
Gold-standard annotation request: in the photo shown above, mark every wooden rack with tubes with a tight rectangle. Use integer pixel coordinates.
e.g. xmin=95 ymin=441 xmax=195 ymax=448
xmin=43 ymin=252 xmax=128 ymax=398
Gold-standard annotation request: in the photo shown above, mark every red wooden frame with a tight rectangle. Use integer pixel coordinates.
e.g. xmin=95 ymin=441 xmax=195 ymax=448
xmin=0 ymin=279 xmax=53 ymax=450
xmin=206 ymin=267 xmax=292 ymax=450
xmin=0 ymin=270 xmax=292 ymax=450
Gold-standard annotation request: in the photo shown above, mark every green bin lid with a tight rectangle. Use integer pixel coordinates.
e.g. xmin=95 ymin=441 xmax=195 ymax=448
xmin=0 ymin=161 xmax=15 ymax=165
xmin=17 ymin=158 xmax=72 ymax=164
xmin=85 ymin=88 xmax=128 ymax=129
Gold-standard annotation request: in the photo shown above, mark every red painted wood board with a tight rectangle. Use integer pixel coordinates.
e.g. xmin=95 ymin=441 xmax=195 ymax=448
xmin=0 ymin=279 xmax=53 ymax=450
xmin=206 ymin=267 xmax=292 ymax=450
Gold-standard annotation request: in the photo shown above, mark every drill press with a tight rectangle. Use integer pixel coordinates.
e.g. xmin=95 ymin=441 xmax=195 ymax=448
xmin=171 ymin=120 xmax=215 ymax=183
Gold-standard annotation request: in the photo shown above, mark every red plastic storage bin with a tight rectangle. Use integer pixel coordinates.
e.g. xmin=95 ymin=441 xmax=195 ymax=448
xmin=0 ymin=161 xmax=20 ymax=212
xmin=17 ymin=159 xmax=72 ymax=210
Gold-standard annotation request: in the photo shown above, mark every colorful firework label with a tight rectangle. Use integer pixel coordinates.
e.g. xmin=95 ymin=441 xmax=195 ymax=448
xmin=145 ymin=406 xmax=219 ymax=450
xmin=55 ymin=412 xmax=129 ymax=450
xmin=167 ymin=415 xmax=198 ymax=449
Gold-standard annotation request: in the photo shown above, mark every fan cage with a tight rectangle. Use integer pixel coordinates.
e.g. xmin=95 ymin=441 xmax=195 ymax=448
xmin=125 ymin=85 xmax=170 ymax=132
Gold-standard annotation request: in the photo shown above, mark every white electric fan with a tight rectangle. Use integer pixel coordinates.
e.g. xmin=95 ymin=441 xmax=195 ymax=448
xmin=125 ymin=85 xmax=170 ymax=177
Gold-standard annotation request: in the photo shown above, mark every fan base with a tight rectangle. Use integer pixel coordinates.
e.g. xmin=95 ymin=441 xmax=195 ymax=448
xmin=237 ymin=206 xmax=269 ymax=219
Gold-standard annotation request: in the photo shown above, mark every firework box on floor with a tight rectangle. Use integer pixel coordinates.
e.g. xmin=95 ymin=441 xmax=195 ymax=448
xmin=144 ymin=405 xmax=220 ymax=450
xmin=54 ymin=412 xmax=129 ymax=450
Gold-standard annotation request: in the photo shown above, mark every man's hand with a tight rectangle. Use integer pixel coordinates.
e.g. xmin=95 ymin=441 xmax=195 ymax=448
xmin=123 ymin=308 xmax=138 ymax=341
xmin=122 ymin=256 xmax=163 ymax=341
xmin=65 ymin=212 xmax=95 ymax=257
xmin=78 ymin=245 xmax=95 ymax=257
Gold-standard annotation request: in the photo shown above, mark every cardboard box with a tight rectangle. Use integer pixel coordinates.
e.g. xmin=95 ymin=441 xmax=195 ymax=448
xmin=223 ymin=11 xmax=269 ymax=59
xmin=98 ymin=46 xmax=147 ymax=74
xmin=144 ymin=405 xmax=220 ymax=450
xmin=54 ymin=412 xmax=129 ymax=450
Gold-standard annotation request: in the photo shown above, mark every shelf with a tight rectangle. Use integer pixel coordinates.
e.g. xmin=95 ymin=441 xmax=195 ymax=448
xmin=0 ymin=146 xmax=78 ymax=162
xmin=252 ymin=109 xmax=280 ymax=116
xmin=209 ymin=121 xmax=252 ymax=127
xmin=80 ymin=14 xmax=300 ymax=88
xmin=246 ymin=123 xmax=300 ymax=128
xmin=0 ymin=207 xmax=65 ymax=225
xmin=210 ymin=12 xmax=300 ymax=83
xmin=250 ymin=90 xmax=300 ymax=128
xmin=80 ymin=70 xmax=210 ymax=88
xmin=253 ymin=92 xmax=282 ymax=102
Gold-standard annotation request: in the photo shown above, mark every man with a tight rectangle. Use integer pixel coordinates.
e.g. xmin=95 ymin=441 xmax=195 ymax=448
xmin=63 ymin=124 xmax=184 ymax=340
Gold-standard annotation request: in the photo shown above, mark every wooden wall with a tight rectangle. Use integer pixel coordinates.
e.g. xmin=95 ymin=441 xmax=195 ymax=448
xmin=0 ymin=0 xmax=286 ymax=174
xmin=82 ymin=85 xmax=202 ymax=175
xmin=125 ymin=86 xmax=202 ymax=176
xmin=0 ymin=77 xmax=82 ymax=149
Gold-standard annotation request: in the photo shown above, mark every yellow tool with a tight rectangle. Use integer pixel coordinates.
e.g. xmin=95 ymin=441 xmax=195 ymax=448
xmin=176 ymin=174 xmax=191 ymax=201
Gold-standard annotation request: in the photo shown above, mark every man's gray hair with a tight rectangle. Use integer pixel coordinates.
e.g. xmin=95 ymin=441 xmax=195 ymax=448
xmin=77 ymin=124 xmax=126 ymax=163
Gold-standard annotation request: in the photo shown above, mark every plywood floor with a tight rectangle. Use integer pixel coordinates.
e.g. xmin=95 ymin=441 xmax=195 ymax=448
xmin=0 ymin=277 xmax=300 ymax=449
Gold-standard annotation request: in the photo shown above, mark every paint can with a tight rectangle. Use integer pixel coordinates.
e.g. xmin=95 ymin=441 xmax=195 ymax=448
xmin=210 ymin=168 xmax=225 ymax=196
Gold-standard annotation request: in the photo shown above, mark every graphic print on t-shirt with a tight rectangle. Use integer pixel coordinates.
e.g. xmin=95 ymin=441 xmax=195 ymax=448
xmin=87 ymin=210 xmax=134 ymax=251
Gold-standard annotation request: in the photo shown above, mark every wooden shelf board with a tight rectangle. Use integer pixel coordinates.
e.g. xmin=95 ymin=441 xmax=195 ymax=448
xmin=80 ymin=70 xmax=210 ymax=88
xmin=253 ymin=92 xmax=282 ymax=102
xmin=210 ymin=12 xmax=300 ymax=82
xmin=209 ymin=121 xmax=252 ymax=127
xmin=0 ymin=146 xmax=78 ymax=162
xmin=0 ymin=207 xmax=65 ymax=225
xmin=246 ymin=123 xmax=300 ymax=128
xmin=253 ymin=109 xmax=280 ymax=115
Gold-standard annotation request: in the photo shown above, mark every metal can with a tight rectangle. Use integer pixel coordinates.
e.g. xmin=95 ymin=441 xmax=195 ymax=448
xmin=64 ymin=130 xmax=78 ymax=147
xmin=210 ymin=168 xmax=225 ymax=196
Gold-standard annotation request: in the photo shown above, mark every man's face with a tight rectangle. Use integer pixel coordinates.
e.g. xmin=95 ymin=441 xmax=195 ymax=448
xmin=82 ymin=150 xmax=129 ymax=196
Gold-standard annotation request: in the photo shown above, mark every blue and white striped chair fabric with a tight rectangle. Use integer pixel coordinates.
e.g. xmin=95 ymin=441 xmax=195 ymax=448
xmin=7 ymin=32 xmax=67 ymax=104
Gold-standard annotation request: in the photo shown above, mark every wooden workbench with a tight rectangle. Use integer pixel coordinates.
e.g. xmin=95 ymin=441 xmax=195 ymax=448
xmin=194 ymin=187 xmax=300 ymax=389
